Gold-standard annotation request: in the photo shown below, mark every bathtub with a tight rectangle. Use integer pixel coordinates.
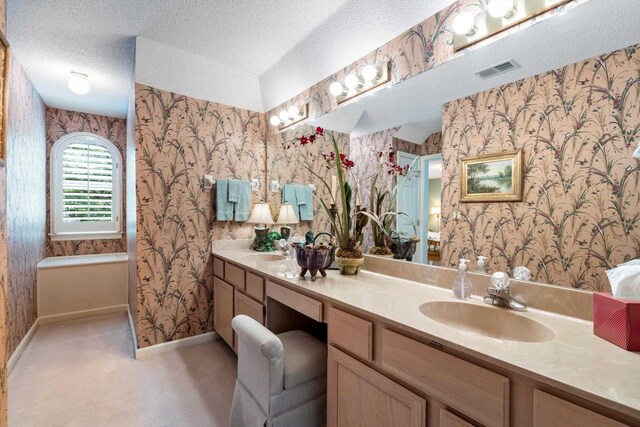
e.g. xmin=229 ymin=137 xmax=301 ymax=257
xmin=37 ymin=253 xmax=128 ymax=317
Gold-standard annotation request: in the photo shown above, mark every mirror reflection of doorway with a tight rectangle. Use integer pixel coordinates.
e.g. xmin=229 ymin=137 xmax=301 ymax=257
xmin=395 ymin=152 xmax=442 ymax=264
xmin=421 ymin=154 xmax=442 ymax=266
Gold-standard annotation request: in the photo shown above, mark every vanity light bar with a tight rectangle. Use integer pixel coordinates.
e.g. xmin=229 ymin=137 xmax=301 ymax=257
xmin=331 ymin=61 xmax=391 ymax=105
xmin=452 ymin=0 xmax=572 ymax=52
xmin=269 ymin=103 xmax=309 ymax=131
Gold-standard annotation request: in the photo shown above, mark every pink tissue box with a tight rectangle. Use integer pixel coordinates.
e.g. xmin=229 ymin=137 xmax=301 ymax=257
xmin=593 ymin=292 xmax=640 ymax=351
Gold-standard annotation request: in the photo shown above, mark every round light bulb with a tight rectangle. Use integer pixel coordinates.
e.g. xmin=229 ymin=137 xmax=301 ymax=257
xmin=362 ymin=64 xmax=378 ymax=82
xmin=452 ymin=11 xmax=476 ymax=35
xmin=488 ymin=0 xmax=515 ymax=18
xmin=287 ymin=105 xmax=300 ymax=118
xmin=278 ymin=110 xmax=290 ymax=122
xmin=269 ymin=115 xmax=281 ymax=126
xmin=344 ymin=73 xmax=361 ymax=90
xmin=329 ymin=81 xmax=344 ymax=96
xmin=68 ymin=71 xmax=90 ymax=95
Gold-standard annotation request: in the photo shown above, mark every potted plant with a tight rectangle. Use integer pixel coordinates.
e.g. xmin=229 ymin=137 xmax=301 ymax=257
xmin=290 ymin=127 xmax=367 ymax=275
xmin=367 ymin=149 xmax=411 ymax=257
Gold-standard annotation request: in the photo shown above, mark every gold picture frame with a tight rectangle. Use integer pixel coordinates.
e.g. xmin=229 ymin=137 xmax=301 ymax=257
xmin=0 ymin=31 xmax=9 ymax=165
xmin=460 ymin=150 xmax=523 ymax=203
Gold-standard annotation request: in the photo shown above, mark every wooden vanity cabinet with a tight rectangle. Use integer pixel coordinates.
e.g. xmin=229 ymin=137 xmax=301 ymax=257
xmin=213 ymin=257 xmax=266 ymax=352
xmin=328 ymin=346 xmax=426 ymax=427
xmin=213 ymin=277 xmax=234 ymax=348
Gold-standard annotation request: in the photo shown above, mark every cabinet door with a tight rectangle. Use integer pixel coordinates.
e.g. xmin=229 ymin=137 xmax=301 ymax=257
xmin=214 ymin=277 xmax=234 ymax=348
xmin=328 ymin=346 xmax=426 ymax=427
xmin=533 ymin=390 xmax=626 ymax=427
xmin=235 ymin=291 xmax=264 ymax=325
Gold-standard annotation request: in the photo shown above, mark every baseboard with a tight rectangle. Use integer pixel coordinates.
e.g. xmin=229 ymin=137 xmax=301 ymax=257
xmin=7 ymin=318 xmax=40 ymax=374
xmin=8 ymin=304 xmax=131 ymax=375
xmin=135 ymin=332 xmax=218 ymax=359
xmin=37 ymin=304 xmax=129 ymax=325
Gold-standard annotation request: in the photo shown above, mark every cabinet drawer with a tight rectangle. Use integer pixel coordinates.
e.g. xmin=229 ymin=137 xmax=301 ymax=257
xmin=328 ymin=307 xmax=373 ymax=361
xmin=266 ymin=281 xmax=322 ymax=321
xmin=245 ymin=272 xmax=265 ymax=302
xmin=533 ymin=390 xmax=626 ymax=427
xmin=440 ymin=409 xmax=474 ymax=427
xmin=213 ymin=257 xmax=225 ymax=279
xmin=224 ymin=262 xmax=245 ymax=290
xmin=380 ymin=329 xmax=509 ymax=427
xmin=235 ymin=291 xmax=264 ymax=325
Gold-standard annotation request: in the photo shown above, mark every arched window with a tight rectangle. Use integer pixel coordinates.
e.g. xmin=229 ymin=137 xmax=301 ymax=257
xmin=50 ymin=132 xmax=122 ymax=240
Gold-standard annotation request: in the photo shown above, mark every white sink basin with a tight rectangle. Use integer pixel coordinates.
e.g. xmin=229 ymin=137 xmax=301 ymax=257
xmin=419 ymin=301 xmax=556 ymax=343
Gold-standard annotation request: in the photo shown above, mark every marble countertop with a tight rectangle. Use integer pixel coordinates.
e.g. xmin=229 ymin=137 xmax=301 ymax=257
xmin=213 ymin=249 xmax=640 ymax=420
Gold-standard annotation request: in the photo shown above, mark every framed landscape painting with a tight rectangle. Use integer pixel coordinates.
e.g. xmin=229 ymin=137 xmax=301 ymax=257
xmin=460 ymin=150 xmax=523 ymax=202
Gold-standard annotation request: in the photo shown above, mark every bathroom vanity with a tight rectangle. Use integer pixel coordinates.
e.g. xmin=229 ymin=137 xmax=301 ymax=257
xmin=212 ymin=248 xmax=640 ymax=426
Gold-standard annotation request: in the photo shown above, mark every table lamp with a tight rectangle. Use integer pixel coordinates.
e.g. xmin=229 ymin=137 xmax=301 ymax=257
xmin=276 ymin=204 xmax=299 ymax=240
xmin=248 ymin=203 xmax=275 ymax=251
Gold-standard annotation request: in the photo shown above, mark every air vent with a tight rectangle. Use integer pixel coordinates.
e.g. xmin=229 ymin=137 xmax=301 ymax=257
xmin=474 ymin=60 xmax=520 ymax=79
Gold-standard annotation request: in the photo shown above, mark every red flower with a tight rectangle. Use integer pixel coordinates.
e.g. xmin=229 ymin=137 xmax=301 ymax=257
xmin=309 ymin=134 xmax=316 ymax=143
xmin=300 ymin=136 xmax=309 ymax=145
xmin=316 ymin=127 xmax=324 ymax=136
xmin=340 ymin=154 xmax=355 ymax=169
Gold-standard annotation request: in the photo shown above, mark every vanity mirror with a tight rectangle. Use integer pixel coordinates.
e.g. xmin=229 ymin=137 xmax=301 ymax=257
xmin=265 ymin=0 xmax=640 ymax=293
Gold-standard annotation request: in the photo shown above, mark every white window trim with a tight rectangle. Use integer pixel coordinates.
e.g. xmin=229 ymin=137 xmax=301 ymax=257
xmin=50 ymin=132 xmax=123 ymax=241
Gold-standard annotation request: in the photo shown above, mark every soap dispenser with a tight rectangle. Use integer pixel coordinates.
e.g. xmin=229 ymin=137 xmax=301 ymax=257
xmin=453 ymin=259 xmax=472 ymax=300
xmin=477 ymin=255 xmax=487 ymax=273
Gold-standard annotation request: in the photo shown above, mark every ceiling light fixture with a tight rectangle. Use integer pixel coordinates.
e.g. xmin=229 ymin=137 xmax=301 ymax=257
xmin=361 ymin=64 xmax=380 ymax=82
xmin=344 ymin=73 xmax=362 ymax=91
xmin=453 ymin=0 xmax=571 ymax=52
xmin=488 ymin=0 xmax=516 ymax=18
xmin=68 ymin=71 xmax=90 ymax=95
xmin=452 ymin=11 xmax=477 ymax=36
xmin=269 ymin=103 xmax=309 ymax=131
xmin=330 ymin=61 xmax=391 ymax=105
xmin=329 ymin=81 xmax=346 ymax=97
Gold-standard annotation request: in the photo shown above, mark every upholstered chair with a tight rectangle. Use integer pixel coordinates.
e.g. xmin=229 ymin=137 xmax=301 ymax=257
xmin=229 ymin=315 xmax=327 ymax=427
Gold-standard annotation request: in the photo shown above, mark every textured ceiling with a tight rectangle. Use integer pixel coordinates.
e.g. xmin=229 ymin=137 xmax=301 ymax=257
xmin=8 ymin=0 xmax=450 ymax=117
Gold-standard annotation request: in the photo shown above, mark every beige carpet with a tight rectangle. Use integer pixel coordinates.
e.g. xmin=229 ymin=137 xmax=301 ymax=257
xmin=9 ymin=313 xmax=237 ymax=427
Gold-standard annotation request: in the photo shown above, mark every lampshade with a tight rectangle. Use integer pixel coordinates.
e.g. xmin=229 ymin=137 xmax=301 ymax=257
xmin=247 ymin=203 xmax=275 ymax=225
xmin=276 ymin=204 xmax=299 ymax=225
xmin=430 ymin=207 xmax=441 ymax=215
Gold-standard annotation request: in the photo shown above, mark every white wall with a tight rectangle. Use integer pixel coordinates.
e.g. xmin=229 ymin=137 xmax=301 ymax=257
xmin=135 ymin=37 xmax=263 ymax=112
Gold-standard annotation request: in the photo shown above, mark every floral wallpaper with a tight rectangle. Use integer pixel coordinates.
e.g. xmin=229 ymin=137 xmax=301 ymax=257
xmin=0 ymin=168 xmax=8 ymax=427
xmin=45 ymin=108 xmax=127 ymax=257
xmin=264 ymin=0 xmax=589 ymax=139
xmin=267 ymin=125 xmax=349 ymax=238
xmin=6 ymin=56 xmax=46 ymax=357
xmin=441 ymin=44 xmax=640 ymax=292
xmin=350 ymin=129 xmax=442 ymax=250
xmin=135 ymin=83 xmax=266 ymax=348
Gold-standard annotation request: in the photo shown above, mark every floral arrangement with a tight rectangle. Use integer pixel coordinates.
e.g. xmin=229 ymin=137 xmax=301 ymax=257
xmin=291 ymin=127 xmax=367 ymax=260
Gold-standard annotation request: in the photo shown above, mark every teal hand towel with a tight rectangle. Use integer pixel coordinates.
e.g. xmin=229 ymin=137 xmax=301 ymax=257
xmin=234 ymin=181 xmax=251 ymax=222
xmin=282 ymin=184 xmax=296 ymax=205
xmin=294 ymin=185 xmax=307 ymax=206
xmin=216 ymin=179 xmax=234 ymax=221
xmin=228 ymin=179 xmax=241 ymax=203
xmin=297 ymin=185 xmax=314 ymax=221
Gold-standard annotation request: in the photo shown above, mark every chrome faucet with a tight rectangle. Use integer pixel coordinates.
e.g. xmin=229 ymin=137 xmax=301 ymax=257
xmin=483 ymin=272 xmax=527 ymax=311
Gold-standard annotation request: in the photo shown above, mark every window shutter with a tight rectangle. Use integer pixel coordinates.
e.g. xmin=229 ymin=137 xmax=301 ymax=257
xmin=61 ymin=142 xmax=115 ymax=223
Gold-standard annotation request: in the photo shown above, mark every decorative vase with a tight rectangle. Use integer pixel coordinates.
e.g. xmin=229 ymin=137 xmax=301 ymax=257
xmin=385 ymin=233 xmax=419 ymax=262
xmin=334 ymin=255 xmax=365 ymax=275
xmin=292 ymin=233 xmax=335 ymax=281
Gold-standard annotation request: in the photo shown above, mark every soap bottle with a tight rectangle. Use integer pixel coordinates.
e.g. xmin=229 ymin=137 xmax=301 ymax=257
xmin=477 ymin=255 xmax=487 ymax=273
xmin=453 ymin=259 xmax=472 ymax=300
